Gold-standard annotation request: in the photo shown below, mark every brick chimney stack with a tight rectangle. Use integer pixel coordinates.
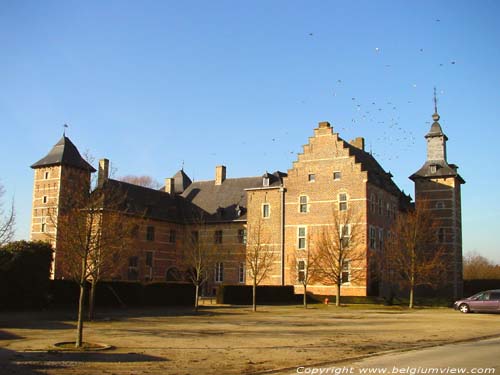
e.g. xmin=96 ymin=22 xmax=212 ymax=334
xmin=215 ymin=165 xmax=226 ymax=185
xmin=164 ymin=178 xmax=175 ymax=194
xmin=98 ymin=159 xmax=109 ymax=187
xmin=350 ymin=137 xmax=365 ymax=151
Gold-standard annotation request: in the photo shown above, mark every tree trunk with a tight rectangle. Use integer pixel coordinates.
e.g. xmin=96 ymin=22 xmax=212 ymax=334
xmin=303 ymin=284 xmax=307 ymax=309
xmin=336 ymin=282 xmax=341 ymax=307
xmin=88 ymin=279 xmax=97 ymax=321
xmin=252 ymin=282 xmax=257 ymax=312
xmin=194 ymin=284 xmax=199 ymax=312
xmin=76 ymin=282 xmax=86 ymax=348
xmin=409 ymin=282 xmax=414 ymax=309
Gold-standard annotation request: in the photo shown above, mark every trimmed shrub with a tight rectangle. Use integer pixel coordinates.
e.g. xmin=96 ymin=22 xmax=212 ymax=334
xmin=48 ymin=280 xmax=195 ymax=307
xmin=463 ymin=279 xmax=500 ymax=296
xmin=216 ymin=285 xmax=296 ymax=305
xmin=0 ymin=241 xmax=53 ymax=309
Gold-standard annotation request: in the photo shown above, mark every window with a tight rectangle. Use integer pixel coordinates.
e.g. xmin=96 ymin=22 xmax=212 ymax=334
xmin=146 ymin=226 xmax=155 ymax=241
xmin=43 ymin=196 xmax=48 ymax=204
xmin=308 ymin=174 xmax=315 ymax=182
xmin=369 ymin=226 xmax=377 ymax=249
xmin=298 ymin=227 xmax=307 ymax=249
xmin=214 ymin=230 xmax=223 ymax=244
xmin=378 ymin=198 xmax=383 ymax=215
xmin=299 ymin=195 xmax=308 ymax=213
xmin=340 ymin=224 xmax=351 ymax=248
xmin=438 ymin=228 xmax=445 ymax=243
xmin=378 ymin=228 xmax=384 ymax=250
xmin=145 ymin=251 xmax=153 ymax=267
xmin=386 ymin=203 xmax=391 ymax=217
xmin=339 ymin=193 xmax=347 ymax=211
xmin=191 ymin=231 xmax=199 ymax=244
xmin=215 ymin=262 xmax=224 ymax=282
xmin=341 ymin=260 xmax=350 ymax=284
xmin=238 ymin=262 xmax=245 ymax=283
xmin=436 ymin=201 xmax=444 ymax=209
xmin=370 ymin=194 xmax=376 ymax=213
xmin=44 ymin=171 xmax=49 ymax=179
xmin=169 ymin=229 xmax=176 ymax=244
xmin=128 ymin=256 xmax=139 ymax=281
xmin=430 ymin=164 xmax=437 ymax=174
xmin=297 ymin=260 xmax=306 ymax=282
xmin=238 ymin=229 xmax=247 ymax=244
xmin=41 ymin=217 xmax=46 ymax=233
xmin=333 ymin=171 xmax=342 ymax=181
xmin=263 ymin=176 xmax=270 ymax=187
xmin=262 ymin=203 xmax=270 ymax=218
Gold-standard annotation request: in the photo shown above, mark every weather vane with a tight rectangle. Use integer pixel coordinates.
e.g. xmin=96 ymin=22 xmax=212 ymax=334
xmin=63 ymin=123 xmax=69 ymax=136
xmin=433 ymin=87 xmax=438 ymax=114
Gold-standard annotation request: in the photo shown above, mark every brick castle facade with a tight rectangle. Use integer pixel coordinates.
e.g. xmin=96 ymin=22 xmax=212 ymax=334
xmin=30 ymin=110 xmax=465 ymax=298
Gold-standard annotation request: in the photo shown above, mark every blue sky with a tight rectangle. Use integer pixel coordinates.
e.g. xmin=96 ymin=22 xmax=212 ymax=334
xmin=1 ymin=1 xmax=499 ymax=262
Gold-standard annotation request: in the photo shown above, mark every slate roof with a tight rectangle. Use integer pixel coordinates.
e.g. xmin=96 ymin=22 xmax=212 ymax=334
xmin=99 ymin=179 xmax=201 ymax=223
xmin=173 ymin=169 xmax=192 ymax=193
xmin=181 ymin=177 xmax=265 ymax=222
xmin=31 ymin=136 xmax=96 ymax=172
xmin=410 ymin=161 xmax=465 ymax=184
xmin=343 ymin=140 xmax=408 ymax=200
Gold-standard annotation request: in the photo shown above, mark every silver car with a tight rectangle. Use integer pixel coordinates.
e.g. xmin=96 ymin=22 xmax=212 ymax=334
xmin=453 ymin=289 xmax=500 ymax=313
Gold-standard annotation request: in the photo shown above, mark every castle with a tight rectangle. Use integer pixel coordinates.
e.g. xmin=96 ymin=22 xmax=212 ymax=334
xmin=30 ymin=107 xmax=465 ymax=298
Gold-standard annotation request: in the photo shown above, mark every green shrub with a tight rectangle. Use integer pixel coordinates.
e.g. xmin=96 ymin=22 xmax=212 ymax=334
xmin=0 ymin=241 xmax=53 ymax=309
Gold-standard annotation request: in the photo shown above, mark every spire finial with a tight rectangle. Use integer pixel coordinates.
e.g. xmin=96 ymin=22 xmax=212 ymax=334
xmin=63 ymin=123 xmax=69 ymax=136
xmin=432 ymin=87 xmax=440 ymax=122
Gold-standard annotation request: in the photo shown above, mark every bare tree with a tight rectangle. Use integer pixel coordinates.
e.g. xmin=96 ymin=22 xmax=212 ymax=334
xmin=381 ymin=204 xmax=446 ymax=308
xmin=182 ymin=220 xmax=216 ymax=312
xmin=0 ymin=182 xmax=15 ymax=246
xmin=49 ymin=179 xmax=135 ymax=347
xmin=463 ymin=252 xmax=500 ymax=280
xmin=245 ymin=218 xmax=277 ymax=312
xmin=315 ymin=207 xmax=364 ymax=307
xmin=289 ymin=233 xmax=321 ymax=308
xmin=119 ymin=175 xmax=162 ymax=190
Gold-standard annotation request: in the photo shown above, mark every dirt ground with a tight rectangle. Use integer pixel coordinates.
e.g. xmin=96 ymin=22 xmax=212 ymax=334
xmin=1 ymin=303 xmax=499 ymax=375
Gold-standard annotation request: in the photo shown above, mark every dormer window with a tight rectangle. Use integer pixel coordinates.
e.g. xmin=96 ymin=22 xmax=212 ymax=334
xmin=430 ymin=164 xmax=437 ymax=174
xmin=263 ymin=177 xmax=270 ymax=187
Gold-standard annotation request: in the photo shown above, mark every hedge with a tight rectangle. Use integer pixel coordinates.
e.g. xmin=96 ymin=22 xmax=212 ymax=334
xmin=463 ymin=279 xmax=500 ymax=296
xmin=49 ymin=280 xmax=195 ymax=307
xmin=216 ymin=285 xmax=297 ymax=305
xmin=0 ymin=241 xmax=53 ymax=310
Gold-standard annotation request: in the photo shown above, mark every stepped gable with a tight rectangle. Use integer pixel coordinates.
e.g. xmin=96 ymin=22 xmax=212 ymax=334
xmin=31 ymin=136 xmax=96 ymax=172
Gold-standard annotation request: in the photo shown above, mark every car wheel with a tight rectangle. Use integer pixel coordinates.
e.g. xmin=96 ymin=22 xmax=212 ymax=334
xmin=459 ymin=304 xmax=470 ymax=313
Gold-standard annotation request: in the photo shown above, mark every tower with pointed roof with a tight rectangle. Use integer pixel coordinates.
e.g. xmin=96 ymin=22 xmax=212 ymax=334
xmin=410 ymin=93 xmax=465 ymax=298
xmin=30 ymin=135 xmax=95 ymax=278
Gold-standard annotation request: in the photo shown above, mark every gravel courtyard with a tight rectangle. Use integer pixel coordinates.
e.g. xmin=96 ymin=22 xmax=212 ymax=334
xmin=1 ymin=304 xmax=499 ymax=375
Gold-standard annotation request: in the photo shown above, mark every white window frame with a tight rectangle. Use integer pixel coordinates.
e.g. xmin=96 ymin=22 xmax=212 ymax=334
xmin=369 ymin=226 xmax=377 ymax=249
xmin=238 ymin=262 xmax=245 ymax=283
xmin=339 ymin=193 xmax=348 ymax=211
xmin=299 ymin=195 xmax=308 ymax=213
xmin=340 ymin=224 xmax=351 ymax=248
xmin=262 ymin=203 xmax=270 ymax=218
xmin=298 ymin=226 xmax=307 ymax=250
xmin=341 ymin=260 xmax=350 ymax=284
xmin=297 ymin=260 xmax=306 ymax=283
xmin=215 ymin=262 xmax=224 ymax=283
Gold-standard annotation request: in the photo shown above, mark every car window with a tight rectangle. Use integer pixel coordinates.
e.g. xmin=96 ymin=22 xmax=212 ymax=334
xmin=481 ymin=293 xmax=490 ymax=301
xmin=473 ymin=293 xmax=485 ymax=300
xmin=490 ymin=292 xmax=500 ymax=301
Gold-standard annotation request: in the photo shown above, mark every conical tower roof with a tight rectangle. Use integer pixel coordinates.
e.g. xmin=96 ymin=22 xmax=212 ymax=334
xmin=31 ymin=136 xmax=96 ymax=172
xmin=173 ymin=169 xmax=192 ymax=193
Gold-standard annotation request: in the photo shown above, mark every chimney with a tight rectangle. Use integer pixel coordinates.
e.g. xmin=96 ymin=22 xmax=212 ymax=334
xmin=164 ymin=178 xmax=175 ymax=194
xmin=98 ymin=158 xmax=109 ymax=187
xmin=215 ymin=165 xmax=226 ymax=185
xmin=350 ymin=137 xmax=365 ymax=151
xmin=318 ymin=121 xmax=331 ymax=129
